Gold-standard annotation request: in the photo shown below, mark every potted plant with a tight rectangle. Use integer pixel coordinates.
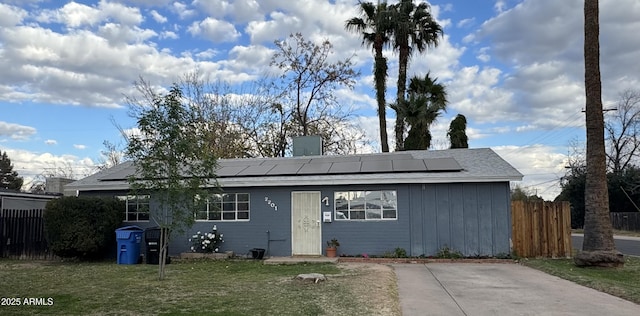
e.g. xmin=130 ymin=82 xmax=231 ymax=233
xmin=326 ymin=238 xmax=340 ymax=257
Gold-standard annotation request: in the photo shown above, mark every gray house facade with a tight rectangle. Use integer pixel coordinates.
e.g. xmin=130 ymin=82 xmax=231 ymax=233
xmin=66 ymin=148 xmax=522 ymax=258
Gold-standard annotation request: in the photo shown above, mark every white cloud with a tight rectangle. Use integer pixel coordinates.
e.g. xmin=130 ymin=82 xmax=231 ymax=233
xmin=457 ymin=18 xmax=475 ymax=28
xmin=0 ymin=3 xmax=27 ymax=27
xmin=171 ymin=1 xmax=197 ymax=20
xmin=74 ymin=144 xmax=87 ymax=150
xmin=2 ymin=148 xmax=97 ymax=188
xmin=149 ymin=10 xmax=167 ymax=23
xmin=160 ymin=30 xmax=178 ymax=39
xmin=494 ymin=144 xmax=568 ymax=200
xmin=36 ymin=0 xmax=143 ymax=28
xmin=0 ymin=121 xmax=37 ymax=141
xmin=44 ymin=139 xmax=57 ymax=145
xmin=187 ymin=17 xmax=240 ymax=43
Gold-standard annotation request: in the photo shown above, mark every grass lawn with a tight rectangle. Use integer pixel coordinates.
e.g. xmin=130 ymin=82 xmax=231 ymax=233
xmin=522 ymin=256 xmax=640 ymax=304
xmin=0 ymin=259 xmax=398 ymax=316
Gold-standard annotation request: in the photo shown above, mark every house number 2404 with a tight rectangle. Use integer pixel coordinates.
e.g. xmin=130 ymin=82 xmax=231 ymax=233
xmin=264 ymin=197 xmax=278 ymax=211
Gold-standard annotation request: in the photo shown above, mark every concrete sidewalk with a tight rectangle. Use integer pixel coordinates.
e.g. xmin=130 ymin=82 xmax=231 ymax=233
xmin=394 ymin=263 xmax=639 ymax=316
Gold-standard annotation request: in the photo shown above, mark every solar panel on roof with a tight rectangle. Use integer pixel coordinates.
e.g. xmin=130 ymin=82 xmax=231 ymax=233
xmin=424 ymin=158 xmax=463 ymax=171
xmin=297 ymin=162 xmax=332 ymax=174
xmin=261 ymin=158 xmax=311 ymax=165
xmin=360 ymin=153 xmax=412 ymax=161
xmin=361 ymin=160 xmax=393 ymax=172
xmin=311 ymin=156 xmax=360 ymax=163
xmin=218 ymin=159 xmax=262 ymax=167
xmin=216 ymin=166 xmax=248 ymax=177
xmin=267 ymin=163 xmax=305 ymax=175
xmin=392 ymin=159 xmax=427 ymax=172
xmin=237 ymin=164 xmax=275 ymax=176
xmin=328 ymin=161 xmax=362 ymax=174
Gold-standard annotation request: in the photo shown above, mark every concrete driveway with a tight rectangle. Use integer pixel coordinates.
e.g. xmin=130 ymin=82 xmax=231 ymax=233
xmin=393 ymin=263 xmax=639 ymax=316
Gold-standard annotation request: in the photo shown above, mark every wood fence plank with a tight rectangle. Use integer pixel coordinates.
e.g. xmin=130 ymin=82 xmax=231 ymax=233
xmin=511 ymin=201 xmax=572 ymax=258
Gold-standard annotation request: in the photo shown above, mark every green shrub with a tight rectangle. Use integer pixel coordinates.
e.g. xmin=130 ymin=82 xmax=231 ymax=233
xmin=436 ymin=246 xmax=463 ymax=259
xmin=44 ymin=196 xmax=125 ymax=260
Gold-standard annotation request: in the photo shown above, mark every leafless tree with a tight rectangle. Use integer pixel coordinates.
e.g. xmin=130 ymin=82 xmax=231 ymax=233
xmin=270 ymin=33 xmax=366 ymax=155
xmin=605 ymin=89 xmax=640 ymax=174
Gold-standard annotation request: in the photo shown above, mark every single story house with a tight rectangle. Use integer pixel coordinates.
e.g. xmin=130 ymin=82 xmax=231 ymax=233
xmin=0 ymin=190 xmax=61 ymax=211
xmin=65 ymin=148 xmax=523 ymax=258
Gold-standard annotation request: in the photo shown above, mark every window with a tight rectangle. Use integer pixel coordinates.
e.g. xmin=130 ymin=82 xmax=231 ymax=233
xmin=335 ymin=190 xmax=397 ymax=220
xmin=195 ymin=193 xmax=250 ymax=221
xmin=117 ymin=195 xmax=150 ymax=222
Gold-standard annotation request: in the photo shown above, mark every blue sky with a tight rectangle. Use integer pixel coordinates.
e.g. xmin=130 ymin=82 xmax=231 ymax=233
xmin=1 ymin=0 xmax=639 ymax=199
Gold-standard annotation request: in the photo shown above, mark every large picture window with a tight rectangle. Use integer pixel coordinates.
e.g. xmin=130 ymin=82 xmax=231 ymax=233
xmin=334 ymin=190 xmax=397 ymax=220
xmin=195 ymin=193 xmax=250 ymax=221
xmin=117 ymin=195 xmax=150 ymax=222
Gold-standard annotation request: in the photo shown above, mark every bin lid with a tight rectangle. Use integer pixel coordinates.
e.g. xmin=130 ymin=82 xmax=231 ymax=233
xmin=116 ymin=225 xmax=144 ymax=239
xmin=116 ymin=225 xmax=143 ymax=231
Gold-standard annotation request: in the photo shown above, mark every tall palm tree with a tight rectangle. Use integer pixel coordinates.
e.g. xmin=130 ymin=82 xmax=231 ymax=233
xmin=345 ymin=1 xmax=392 ymax=152
xmin=575 ymin=0 xmax=623 ymax=267
xmin=390 ymin=0 xmax=442 ymax=151
xmin=392 ymin=73 xmax=447 ymax=150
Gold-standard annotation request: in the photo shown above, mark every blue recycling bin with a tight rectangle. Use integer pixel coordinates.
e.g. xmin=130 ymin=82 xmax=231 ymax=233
xmin=116 ymin=226 xmax=143 ymax=264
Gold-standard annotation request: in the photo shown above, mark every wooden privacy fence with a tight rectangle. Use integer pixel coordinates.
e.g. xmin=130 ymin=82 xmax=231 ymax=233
xmin=0 ymin=209 xmax=53 ymax=259
xmin=511 ymin=200 xmax=572 ymax=258
xmin=610 ymin=212 xmax=640 ymax=232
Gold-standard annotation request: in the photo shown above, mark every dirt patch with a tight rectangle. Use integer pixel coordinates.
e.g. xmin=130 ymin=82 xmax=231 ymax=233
xmin=333 ymin=263 xmax=401 ymax=316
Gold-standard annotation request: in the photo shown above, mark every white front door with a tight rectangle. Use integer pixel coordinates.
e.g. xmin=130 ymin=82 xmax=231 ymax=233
xmin=291 ymin=191 xmax=321 ymax=255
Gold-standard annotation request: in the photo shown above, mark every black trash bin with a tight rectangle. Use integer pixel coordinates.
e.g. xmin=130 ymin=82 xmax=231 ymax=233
xmin=250 ymin=248 xmax=265 ymax=260
xmin=145 ymin=227 xmax=170 ymax=264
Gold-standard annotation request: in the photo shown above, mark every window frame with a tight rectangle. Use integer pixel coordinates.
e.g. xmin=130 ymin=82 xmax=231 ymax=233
xmin=334 ymin=190 xmax=397 ymax=221
xmin=194 ymin=193 xmax=250 ymax=222
xmin=118 ymin=195 xmax=150 ymax=222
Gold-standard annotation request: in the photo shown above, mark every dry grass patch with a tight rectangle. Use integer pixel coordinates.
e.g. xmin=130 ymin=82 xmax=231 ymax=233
xmin=0 ymin=259 xmax=400 ymax=315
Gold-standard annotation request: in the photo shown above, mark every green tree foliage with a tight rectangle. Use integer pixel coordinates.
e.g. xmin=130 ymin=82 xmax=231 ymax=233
xmin=125 ymin=85 xmax=218 ymax=280
xmin=44 ymin=196 xmax=124 ymax=260
xmin=556 ymin=166 xmax=587 ymax=228
xmin=345 ymin=1 xmax=393 ymax=152
xmin=558 ymin=166 xmax=640 ymax=228
xmin=0 ymin=151 xmax=23 ymax=191
xmin=448 ymin=114 xmax=469 ymax=149
xmin=390 ymin=0 xmax=442 ymax=151
xmin=392 ymin=73 xmax=447 ymax=150
xmin=511 ymin=185 xmax=544 ymax=202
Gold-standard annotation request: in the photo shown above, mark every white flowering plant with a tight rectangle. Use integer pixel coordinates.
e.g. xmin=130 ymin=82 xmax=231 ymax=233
xmin=189 ymin=225 xmax=224 ymax=253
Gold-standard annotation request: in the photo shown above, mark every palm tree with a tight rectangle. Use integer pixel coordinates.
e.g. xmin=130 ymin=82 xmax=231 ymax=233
xmin=390 ymin=0 xmax=442 ymax=151
xmin=392 ymin=73 xmax=447 ymax=150
xmin=575 ymin=0 xmax=623 ymax=267
xmin=345 ymin=1 xmax=392 ymax=152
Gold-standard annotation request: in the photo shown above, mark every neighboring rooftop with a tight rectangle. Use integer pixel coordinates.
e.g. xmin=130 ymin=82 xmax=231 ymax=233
xmin=65 ymin=148 xmax=523 ymax=193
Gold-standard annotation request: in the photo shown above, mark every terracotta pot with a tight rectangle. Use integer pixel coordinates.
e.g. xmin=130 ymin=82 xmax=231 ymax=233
xmin=326 ymin=247 xmax=337 ymax=257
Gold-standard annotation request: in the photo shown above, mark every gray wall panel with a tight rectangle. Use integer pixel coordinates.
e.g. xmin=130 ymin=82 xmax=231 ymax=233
xmin=463 ymin=183 xmax=479 ymax=256
xmin=477 ymin=183 xmax=495 ymax=255
xmin=436 ymin=185 xmax=451 ymax=248
xmin=409 ymin=185 xmax=424 ymax=256
xmin=492 ymin=184 xmax=511 ymax=254
xmin=422 ymin=185 xmax=439 ymax=256
xmin=449 ymin=184 xmax=465 ymax=253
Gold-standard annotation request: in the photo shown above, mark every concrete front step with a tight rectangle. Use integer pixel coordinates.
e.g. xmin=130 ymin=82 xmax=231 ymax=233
xmin=263 ymin=256 xmax=339 ymax=265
